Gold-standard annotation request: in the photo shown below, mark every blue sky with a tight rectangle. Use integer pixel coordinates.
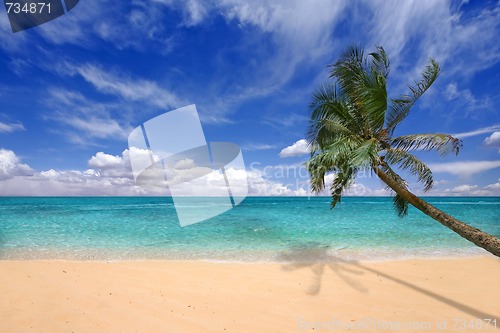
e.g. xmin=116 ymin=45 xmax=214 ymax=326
xmin=0 ymin=0 xmax=499 ymax=196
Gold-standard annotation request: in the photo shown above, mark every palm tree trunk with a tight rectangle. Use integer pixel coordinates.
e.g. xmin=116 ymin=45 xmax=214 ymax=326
xmin=374 ymin=167 xmax=500 ymax=257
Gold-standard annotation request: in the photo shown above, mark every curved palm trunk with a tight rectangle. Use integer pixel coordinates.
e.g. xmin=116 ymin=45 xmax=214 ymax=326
xmin=374 ymin=167 xmax=500 ymax=257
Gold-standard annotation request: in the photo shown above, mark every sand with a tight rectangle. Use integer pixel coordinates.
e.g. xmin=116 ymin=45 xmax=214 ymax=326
xmin=1 ymin=256 xmax=499 ymax=333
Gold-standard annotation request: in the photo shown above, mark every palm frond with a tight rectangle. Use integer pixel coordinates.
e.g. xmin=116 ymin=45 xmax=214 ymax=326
xmin=329 ymin=167 xmax=356 ymax=208
xmin=380 ymin=162 xmax=408 ymax=188
xmin=393 ymin=194 xmax=409 ymax=217
xmin=306 ymin=152 xmax=334 ymax=193
xmin=385 ymin=59 xmax=440 ymax=132
xmin=308 ymin=84 xmax=361 ymax=145
xmin=361 ymin=46 xmax=389 ymax=133
xmin=307 ymin=149 xmax=348 ymax=193
xmin=350 ymin=138 xmax=380 ymax=168
xmin=329 ymin=46 xmax=390 ymax=136
xmin=329 ymin=46 xmax=370 ymax=131
xmin=379 ymin=163 xmax=409 ymax=217
xmin=384 ymin=148 xmax=434 ymax=191
xmin=390 ymin=134 xmax=462 ymax=156
xmin=307 ymin=135 xmax=363 ymax=193
xmin=369 ymin=46 xmax=390 ymax=78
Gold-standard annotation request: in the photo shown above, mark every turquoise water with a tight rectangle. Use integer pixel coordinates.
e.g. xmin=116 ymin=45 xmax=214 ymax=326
xmin=0 ymin=197 xmax=498 ymax=261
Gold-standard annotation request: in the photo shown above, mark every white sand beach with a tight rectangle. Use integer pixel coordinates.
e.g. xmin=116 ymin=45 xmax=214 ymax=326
xmin=1 ymin=257 xmax=499 ymax=333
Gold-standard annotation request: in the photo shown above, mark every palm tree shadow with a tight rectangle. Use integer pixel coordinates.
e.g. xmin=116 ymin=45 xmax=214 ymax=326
xmin=277 ymin=244 xmax=368 ymax=295
xmin=277 ymin=244 xmax=499 ymax=323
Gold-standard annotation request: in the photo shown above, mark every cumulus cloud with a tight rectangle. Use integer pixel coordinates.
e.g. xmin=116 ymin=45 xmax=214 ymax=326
xmin=0 ymin=149 xmax=155 ymax=196
xmin=484 ymin=131 xmax=500 ymax=152
xmin=244 ymin=169 xmax=305 ymax=196
xmin=279 ymin=139 xmax=310 ymax=158
xmin=89 ymin=151 xmax=127 ymax=170
xmin=485 ymin=179 xmax=500 ymax=191
xmin=0 ymin=148 xmax=309 ymax=196
xmin=2 ymin=147 xmax=499 ymax=197
xmin=440 ymin=179 xmax=500 ymax=196
xmin=1 ymin=170 xmax=143 ymax=196
xmin=0 ymin=149 xmax=33 ymax=180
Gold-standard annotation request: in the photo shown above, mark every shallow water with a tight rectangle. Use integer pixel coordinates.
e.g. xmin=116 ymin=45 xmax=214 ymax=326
xmin=0 ymin=196 xmax=498 ymax=261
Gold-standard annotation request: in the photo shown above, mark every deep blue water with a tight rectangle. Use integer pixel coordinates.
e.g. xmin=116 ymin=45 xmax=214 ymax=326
xmin=0 ymin=196 xmax=498 ymax=261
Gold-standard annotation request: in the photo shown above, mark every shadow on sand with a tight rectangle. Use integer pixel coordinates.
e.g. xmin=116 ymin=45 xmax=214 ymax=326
xmin=277 ymin=244 xmax=368 ymax=295
xmin=276 ymin=244 xmax=498 ymax=321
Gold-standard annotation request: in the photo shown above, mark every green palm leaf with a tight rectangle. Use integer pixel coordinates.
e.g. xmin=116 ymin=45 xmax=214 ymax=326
xmin=385 ymin=59 xmax=440 ymax=133
xmin=390 ymin=134 xmax=462 ymax=156
xmin=350 ymin=138 xmax=379 ymax=168
xmin=379 ymin=163 xmax=410 ymax=217
xmin=384 ymin=148 xmax=434 ymax=191
xmin=329 ymin=167 xmax=356 ymax=208
xmin=393 ymin=194 xmax=409 ymax=217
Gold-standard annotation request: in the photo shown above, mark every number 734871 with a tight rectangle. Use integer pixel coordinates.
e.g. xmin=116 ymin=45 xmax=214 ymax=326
xmin=5 ymin=2 xmax=51 ymax=14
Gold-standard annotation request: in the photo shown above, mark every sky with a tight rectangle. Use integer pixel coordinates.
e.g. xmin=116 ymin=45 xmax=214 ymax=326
xmin=0 ymin=0 xmax=499 ymax=196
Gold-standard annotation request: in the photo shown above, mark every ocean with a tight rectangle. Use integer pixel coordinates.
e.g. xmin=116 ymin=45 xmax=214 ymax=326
xmin=0 ymin=196 xmax=498 ymax=261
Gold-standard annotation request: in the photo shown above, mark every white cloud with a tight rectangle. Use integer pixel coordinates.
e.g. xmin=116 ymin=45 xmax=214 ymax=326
xmin=452 ymin=124 xmax=500 ymax=138
xmin=9 ymin=58 xmax=32 ymax=77
xmin=363 ymin=0 xmax=439 ymax=62
xmin=181 ymin=0 xmax=209 ymax=26
xmin=0 ymin=147 xmax=310 ymax=196
xmin=279 ymin=139 xmax=310 ymax=158
xmin=94 ymin=3 xmax=175 ymax=51
xmin=44 ymin=88 xmax=131 ymax=143
xmin=360 ymin=0 xmax=500 ymax=90
xmin=484 ymin=131 xmax=500 ymax=152
xmin=0 ymin=9 xmax=28 ymax=53
xmin=0 ymin=148 xmax=157 ymax=196
xmin=0 ymin=121 xmax=25 ymax=133
xmin=439 ymin=180 xmax=500 ymax=196
xmin=428 ymin=160 xmax=500 ymax=177
xmin=63 ymin=116 xmax=126 ymax=140
xmin=35 ymin=0 xmax=104 ymax=46
xmin=245 ymin=169 xmax=306 ymax=196
xmin=0 ymin=149 xmax=33 ymax=180
xmin=221 ymin=0 xmax=346 ymax=83
xmin=87 ymin=150 xmax=135 ymax=178
xmin=444 ymin=82 xmax=459 ymax=100
xmin=448 ymin=184 xmax=478 ymax=192
xmin=242 ymin=143 xmax=277 ymax=151
xmin=443 ymin=82 xmax=490 ymax=113
xmin=63 ymin=64 xmax=181 ymax=108
xmin=88 ymin=151 xmax=126 ymax=169
xmin=263 ymin=113 xmax=308 ymax=129
xmin=1 ymin=170 xmax=144 ymax=196
xmin=3 ymin=147 xmax=499 ymax=197
xmin=485 ymin=179 xmax=500 ymax=191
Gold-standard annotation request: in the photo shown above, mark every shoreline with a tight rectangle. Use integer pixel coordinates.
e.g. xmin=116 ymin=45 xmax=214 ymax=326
xmin=0 ymin=246 xmax=489 ymax=263
xmin=1 ymin=256 xmax=499 ymax=333
xmin=0 ymin=252 xmax=492 ymax=263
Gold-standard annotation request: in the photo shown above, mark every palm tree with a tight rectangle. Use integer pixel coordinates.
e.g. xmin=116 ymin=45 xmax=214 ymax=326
xmin=306 ymin=46 xmax=500 ymax=257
